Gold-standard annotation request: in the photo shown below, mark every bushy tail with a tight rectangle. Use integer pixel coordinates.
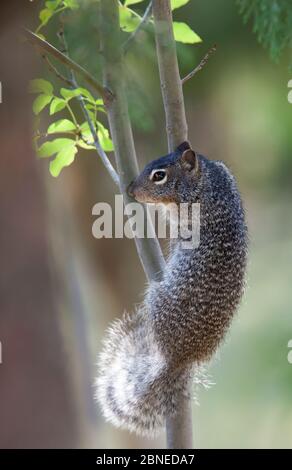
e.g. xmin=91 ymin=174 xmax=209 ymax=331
xmin=95 ymin=308 xmax=192 ymax=437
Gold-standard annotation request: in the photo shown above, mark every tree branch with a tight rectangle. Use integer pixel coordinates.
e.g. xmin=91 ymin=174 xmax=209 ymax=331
xmin=73 ymin=77 xmax=120 ymax=187
xmin=23 ymin=29 xmax=113 ymax=104
xmin=153 ymin=0 xmax=193 ymax=449
xmin=182 ymin=44 xmax=217 ymax=85
xmin=123 ymin=1 xmax=153 ymax=53
xmin=99 ymin=0 xmax=165 ymax=282
xmin=57 ymin=24 xmax=120 ymax=187
xmin=152 ymin=0 xmax=188 ymax=151
xmin=42 ymin=54 xmax=73 ymax=88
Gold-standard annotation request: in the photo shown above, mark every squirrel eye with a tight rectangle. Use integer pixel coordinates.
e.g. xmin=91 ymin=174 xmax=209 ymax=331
xmin=150 ymin=169 xmax=167 ymax=184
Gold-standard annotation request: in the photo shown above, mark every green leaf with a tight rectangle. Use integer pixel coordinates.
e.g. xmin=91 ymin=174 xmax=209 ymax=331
xmin=33 ymin=94 xmax=52 ymax=115
xmin=39 ymin=8 xmax=54 ymax=26
xmin=97 ymin=123 xmax=114 ymax=152
xmin=47 ymin=119 xmax=76 ymax=134
xmin=77 ymin=140 xmax=95 ymax=150
xmin=60 ymin=88 xmax=80 ymax=100
xmin=119 ymin=5 xmax=141 ymax=32
xmin=37 ymin=137 xmax=75 ymax=158
xmin=78 ymin=88 xmax=96 ymax=103
xmin=63 ymin=0 xmax=79 ymax=10
xmin=50 ymin=97 xmax=67 ymax=115
xmin=84 ymin=102 xmax=105 ymax=113
xmin=45 ymin=0 xmax=62 ymax=10
xmin=30 ymin=79 xmax=54 ymax=95
xmin=50 ymin=144 xmax=78 ymax=177
xmin=173 ymin=22 xmax=202 ymax=44
xmin=84 ymin=103 xmax=95 ymax=111
xmin=125 ymin=0 xmax=144 ymax=5
xmin=171 ymin=0 xmax=190 ymax=10
xmin=84 ymin=109 xmax=96 ymax=122
xmin=60 ymin=87 xmax=96 ymax=104
xmin=79 ymin=121 xmax=113 ymax=151
xmin=79 ymin=122 xmax=92 ymax=141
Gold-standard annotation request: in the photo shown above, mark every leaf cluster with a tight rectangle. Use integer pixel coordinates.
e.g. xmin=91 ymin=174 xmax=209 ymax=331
xmin=32 ymin=0 xmax=203 ymax=177
xmin=30 ymin=79 xmax=112 ymax=176
xmin=237 ymin=0 xmax=292 ymax=63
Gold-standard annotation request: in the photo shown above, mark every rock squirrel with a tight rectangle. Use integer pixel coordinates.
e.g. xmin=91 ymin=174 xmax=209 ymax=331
xmin=96 ymin=141 xmax=248 ymax=436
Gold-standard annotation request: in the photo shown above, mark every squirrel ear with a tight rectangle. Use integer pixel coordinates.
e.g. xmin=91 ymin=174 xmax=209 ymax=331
xmin=180 ymin=148 xmax=198 ymax=173
xmin=176 ymin=141 xmax=191 ymax=154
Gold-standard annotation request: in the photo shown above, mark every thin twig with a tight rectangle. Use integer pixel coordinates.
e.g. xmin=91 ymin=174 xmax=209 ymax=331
xmin=57 ymin=22 xmax=120 ymax=186
xmin=182 ymin=44 xmax=217 ymax=85
xmin=42 ymin=55 xmax=73 ymax=88
xmin=123 ymin=1 xmax=153 ymax=53
xmin=23 ymin=29 xmax=113 ymax=103
xmin=73 ymin=77 xmax=120 ymax=186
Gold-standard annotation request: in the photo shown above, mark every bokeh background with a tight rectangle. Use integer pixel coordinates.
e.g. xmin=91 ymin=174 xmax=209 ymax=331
xmin=0 ymin=0 xmax=291 ymax=448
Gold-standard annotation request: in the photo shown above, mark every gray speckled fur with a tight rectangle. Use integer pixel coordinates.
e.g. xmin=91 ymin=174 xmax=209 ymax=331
xmin=96 ymin=145 xmax=248 ymax=436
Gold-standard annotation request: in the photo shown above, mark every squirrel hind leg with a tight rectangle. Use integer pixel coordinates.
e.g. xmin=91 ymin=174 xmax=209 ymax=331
xmin=95 ymin=311 xmax=192 ymax=437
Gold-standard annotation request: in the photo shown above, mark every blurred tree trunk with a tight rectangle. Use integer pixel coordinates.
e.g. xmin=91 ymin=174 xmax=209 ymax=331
xmin=0 ymin=3 xmax=80 ymax=448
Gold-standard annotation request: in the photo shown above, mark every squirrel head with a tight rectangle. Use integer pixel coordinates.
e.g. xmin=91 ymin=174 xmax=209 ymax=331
xmin=128 ymin=141 xmax=201 ymax=204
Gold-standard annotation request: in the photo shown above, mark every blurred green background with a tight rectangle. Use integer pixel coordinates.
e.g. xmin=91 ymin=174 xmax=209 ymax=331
xmin=0 ymin=0 xmax=291 ymax=448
